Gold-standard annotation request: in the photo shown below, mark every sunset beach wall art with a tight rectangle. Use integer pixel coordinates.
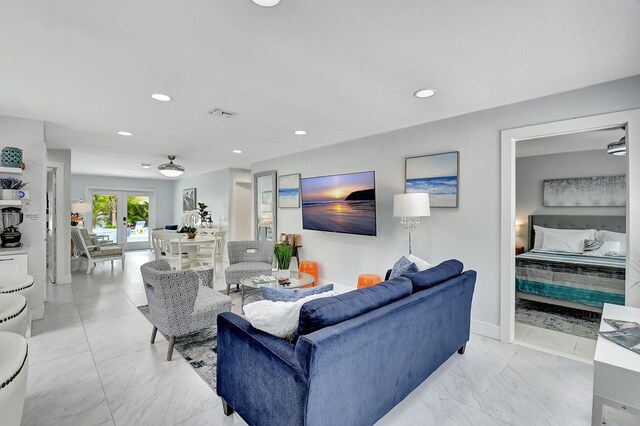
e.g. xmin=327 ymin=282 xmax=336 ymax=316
xmin=278 ymin=173 xmax=301 ymax=208
xmin=301 ymin=171 xmax=377 ymax=236
xmin=405 ymin=152 xmax=459 ymax=207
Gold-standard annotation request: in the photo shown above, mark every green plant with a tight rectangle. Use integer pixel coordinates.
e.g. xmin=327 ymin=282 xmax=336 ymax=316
xmin=182 ymin=226 xmax=197 ymax=234
xmin=0 ymin=177 xmax=28 ymax=189
xmin=197 ymin=202 xmax=210 ymax=222
xmin=274 ymin=243 xmax=294 ymax=270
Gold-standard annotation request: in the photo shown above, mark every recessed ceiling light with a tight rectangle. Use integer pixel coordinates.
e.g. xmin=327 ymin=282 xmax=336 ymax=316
xmin=414 ymin=88 xmax=436 ymax=98
xmin=251 ymin=0 xmax=280 ymax=6
xmin=117 ymin=131 xmax=133 ymax=136
xmin=232 ymin=150 xmax=243 ymax=154
xmin=140 ymin=163 xmax=152 ymax=169
xmin=151 ymin=93 xmax=172 ymax=102
xmin=294 ymin=130 xmax=307 ymax=135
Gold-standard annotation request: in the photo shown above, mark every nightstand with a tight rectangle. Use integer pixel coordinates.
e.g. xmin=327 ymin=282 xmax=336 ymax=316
xmin=515 ymin=246 xmax=525 ymax=255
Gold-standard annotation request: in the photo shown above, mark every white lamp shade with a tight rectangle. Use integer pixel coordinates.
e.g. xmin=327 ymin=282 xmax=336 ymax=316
xmin=71 ymin=202 xmax=92 ymax=214
xmin=393 ymin=193 xmax=431 ymax=217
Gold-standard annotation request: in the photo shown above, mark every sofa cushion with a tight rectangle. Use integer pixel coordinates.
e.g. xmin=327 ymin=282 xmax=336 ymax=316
xmin=225 ymin=262 xmax=273 ymax=273
xmin=261 ymin=284 xmax=334 ymax=302
xmin=296 ymin=276 xmax=412 ymax=336
xmin=403 ymin=259 xmax=464 ymax=292
xmin=389 ymin=256 xmax=418 ymax=279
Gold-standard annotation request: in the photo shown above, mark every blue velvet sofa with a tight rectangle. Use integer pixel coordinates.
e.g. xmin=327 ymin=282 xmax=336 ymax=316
xmin=216 ymin=260 xmax=476 ymax=426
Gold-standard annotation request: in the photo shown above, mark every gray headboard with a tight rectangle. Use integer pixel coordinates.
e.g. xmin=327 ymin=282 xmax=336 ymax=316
xmin=527 ymin=215 xmax=626 ymax=251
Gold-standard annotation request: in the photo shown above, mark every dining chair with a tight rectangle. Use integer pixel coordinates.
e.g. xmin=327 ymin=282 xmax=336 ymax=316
xmin=154 ymin=232 xmax=193 ymax=270
xmin=193 ymin=230 xmax=226 ymax=282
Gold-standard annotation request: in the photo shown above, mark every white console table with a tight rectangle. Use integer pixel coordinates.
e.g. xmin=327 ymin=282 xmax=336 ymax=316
xmin=592 ymin=303 xmax=640 ymax=425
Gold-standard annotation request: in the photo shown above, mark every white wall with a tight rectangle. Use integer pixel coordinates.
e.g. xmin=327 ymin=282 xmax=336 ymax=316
xmin=0 ymin=115 xmax=47 ymax=320
xmin=47 ymin=148 xmax=72 ymax=283
xmin=252 ymin=75 xmax=640 ymax=333
xmin=174 ymin=168 xmax=251 ymax=234
xmin=516 ymin=149 xmax=627 ymax=247
xmin=71 ymin=174 xmax=176 ymax=228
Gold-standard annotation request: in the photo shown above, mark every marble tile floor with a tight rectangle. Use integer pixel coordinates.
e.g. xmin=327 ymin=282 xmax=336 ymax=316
xmin=24 ymin=250 xmax=638 ymax=425
xmin=515 ymin=322 xmax=598 ymax=363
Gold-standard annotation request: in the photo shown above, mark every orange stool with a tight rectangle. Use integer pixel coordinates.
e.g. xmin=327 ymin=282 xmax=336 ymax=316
xmin=357 ymin=274 xmax=382 ymax=289
xmin=299 ymin=261 xmax=318 ymax=288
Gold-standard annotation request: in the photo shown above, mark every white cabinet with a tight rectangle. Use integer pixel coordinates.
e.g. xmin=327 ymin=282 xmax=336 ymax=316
xmin=0 ymin=253 xmax=28 ymax=275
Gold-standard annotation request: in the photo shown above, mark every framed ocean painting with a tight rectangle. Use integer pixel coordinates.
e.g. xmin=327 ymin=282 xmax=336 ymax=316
xmin=278 ymin=173 xmax=301 ymax=208
xmin=405 ymin=151 xmax=459 ymax=208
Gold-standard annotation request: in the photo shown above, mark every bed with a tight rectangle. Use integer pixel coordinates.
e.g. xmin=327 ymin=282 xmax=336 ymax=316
xmin=515 ymin=215 xmax=626 ymax=313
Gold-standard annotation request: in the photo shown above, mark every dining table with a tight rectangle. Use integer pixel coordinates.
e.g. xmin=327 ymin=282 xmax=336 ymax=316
xmin=165 ymin=231 xmax=221 ymax=267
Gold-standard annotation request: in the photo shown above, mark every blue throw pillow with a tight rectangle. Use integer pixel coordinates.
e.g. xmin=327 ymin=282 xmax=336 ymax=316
xmin=403 ymin=259 xmax=464 ymax=292
xmin=389 ymin=256 xmax=418 ymax=279
xmin=260 ymin=284 xmax=334 ymax=302
xmin=297 ymin=277 xmax=412 ymax=336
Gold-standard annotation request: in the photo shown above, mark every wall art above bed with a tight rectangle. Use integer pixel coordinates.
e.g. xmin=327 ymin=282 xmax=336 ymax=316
xmin=542 ymin=175 xmax=626 ymax=207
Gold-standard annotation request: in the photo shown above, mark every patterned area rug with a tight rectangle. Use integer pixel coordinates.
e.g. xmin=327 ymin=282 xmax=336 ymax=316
xmin=515 ymin=298 xmax=601 ymax=340
xmin=138 ymin=290 xmax=244 ymax=391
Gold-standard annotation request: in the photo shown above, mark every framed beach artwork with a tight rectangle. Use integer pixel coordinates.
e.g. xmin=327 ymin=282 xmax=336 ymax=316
xmin=261 ymin=191 xmax=273 ymax=212
xmin=182 ymin=188 xmax=197 ymax=211
xmin=278 ymin=173 xmax=301 ymax=208
xmin=405 ymin=151 xmax=459 ymax=208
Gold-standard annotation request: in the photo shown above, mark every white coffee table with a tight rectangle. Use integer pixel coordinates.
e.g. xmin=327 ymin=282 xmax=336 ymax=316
xmin=592 ymin=303 xmax=640 ymax=425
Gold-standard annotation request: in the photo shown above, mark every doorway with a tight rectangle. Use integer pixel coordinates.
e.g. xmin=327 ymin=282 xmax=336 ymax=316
xmin=500 ymin=109 xmax=640 ymax=344
xmin=46 ymin=168 xmax=56 ymax=283
xmin=232 ymin=180 xmax=252 ymax=241
xmin=86 ymin=189 xmax=155 ymax=250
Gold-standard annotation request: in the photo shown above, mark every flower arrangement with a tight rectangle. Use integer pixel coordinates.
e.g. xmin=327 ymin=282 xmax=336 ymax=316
xmin=70 ymin=213 xmax=83 ymax=227
xmin=0 ymin=177 xmax=28 ymax=189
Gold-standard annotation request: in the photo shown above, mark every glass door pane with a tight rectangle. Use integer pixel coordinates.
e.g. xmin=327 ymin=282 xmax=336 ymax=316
xmin=126 ymin=195 xmax=150 ymax=244
xmin=92 ymin=193 xmax=119 ymax=243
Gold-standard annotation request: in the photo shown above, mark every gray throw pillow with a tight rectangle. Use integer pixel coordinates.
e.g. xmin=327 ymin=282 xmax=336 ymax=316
xmin=389 ymin=256 xmax=418 ymax=279
xmin=261 ymin=284 xmax=334 ymax=302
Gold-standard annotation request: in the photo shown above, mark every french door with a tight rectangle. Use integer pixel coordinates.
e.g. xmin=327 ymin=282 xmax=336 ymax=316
xmin=87 ymin=189 xmax=154 ymax=250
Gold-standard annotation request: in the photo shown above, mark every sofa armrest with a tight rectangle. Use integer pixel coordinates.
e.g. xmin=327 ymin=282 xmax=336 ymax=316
xmin=216 ymin=312 xmax=309 ymax=426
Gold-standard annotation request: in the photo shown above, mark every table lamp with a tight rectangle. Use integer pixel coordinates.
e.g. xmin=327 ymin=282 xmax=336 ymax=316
xmin=393 ymin=193 xmax=431 ymax=254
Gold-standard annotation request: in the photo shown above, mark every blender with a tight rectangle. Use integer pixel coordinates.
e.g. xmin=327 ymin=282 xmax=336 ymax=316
xmin=1 ymin=206 xmax=24 ymax=248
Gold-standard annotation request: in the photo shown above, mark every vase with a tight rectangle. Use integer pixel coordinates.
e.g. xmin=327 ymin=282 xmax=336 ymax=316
xmin=0 ymin=189 xmax=19 ymax=200
xmin=187 ymin=232 xmax=196 ymax=239
xmin=1 ymin=147 xmax=23 ymax=168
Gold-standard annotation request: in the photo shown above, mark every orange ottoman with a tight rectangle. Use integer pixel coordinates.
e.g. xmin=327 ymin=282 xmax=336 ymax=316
xmin=299 ymin=261 xmax=318 ymax=288
xmin=358 ymin=274 xmax=382 ymax=289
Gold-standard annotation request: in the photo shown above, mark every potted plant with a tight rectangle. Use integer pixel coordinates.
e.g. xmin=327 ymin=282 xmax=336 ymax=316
xmin=274 ymin=242 xmax=294 ymax=279
xmin=0 ymin=177 xmax=28 ymax=200
xmin=197 ymin=202 xmax=211 ymax=224
xmin=182 ymin=226 xmax=197 ymax=239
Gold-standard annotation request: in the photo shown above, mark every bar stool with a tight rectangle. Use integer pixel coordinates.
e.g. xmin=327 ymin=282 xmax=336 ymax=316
xmin=0 ymin=294 xmax=28 ymax=336
xmin=299 ymin=261 xmax=318 ymax=288
xmin=357 ymin=274 xmax=382 ymax=289
xmin=0 ymin=331 xmax=29 ymax=426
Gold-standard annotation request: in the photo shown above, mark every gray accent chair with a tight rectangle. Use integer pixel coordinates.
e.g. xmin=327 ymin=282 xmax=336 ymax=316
xmin=224 ymin=241 xmax=274 ymax=295
xmin=140 ymin=260 xmax=232 ymax=361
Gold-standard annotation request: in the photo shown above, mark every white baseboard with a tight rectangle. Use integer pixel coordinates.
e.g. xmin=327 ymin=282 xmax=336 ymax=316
xmin=471 ymin=319 xmax=500 ymax=340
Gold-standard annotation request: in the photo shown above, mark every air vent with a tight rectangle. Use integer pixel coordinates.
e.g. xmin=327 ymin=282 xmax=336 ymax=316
xmin=209 ymin=108 xmax=237 ymax=118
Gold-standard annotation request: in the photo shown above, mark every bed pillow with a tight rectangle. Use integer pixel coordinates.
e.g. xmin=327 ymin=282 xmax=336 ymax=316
xmin=599 ymin=230 xmax=627 ymax=255
xmin=541 ymin=232 xmax=585 ymax=253
xmin=584 ymin=241 xmax=622 ymax=257
xmin=533 ymin=226 xmax=597 ymax=249
xmin=243 ymin=291 xmax=336 ymax=339
xmin=407 ymin=254 xmax=433 ymax=271
xmin=389 ymin=256 xmax=419 ymax=279
xmin=260 ymin=284 xmax=334 ymax=302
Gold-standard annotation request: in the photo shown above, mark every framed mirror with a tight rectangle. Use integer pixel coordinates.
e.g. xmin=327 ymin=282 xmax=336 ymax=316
xmin=254 ymin=170 xmax=277 ymax=241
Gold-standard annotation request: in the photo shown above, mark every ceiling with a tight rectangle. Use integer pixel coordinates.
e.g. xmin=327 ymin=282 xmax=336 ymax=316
xmin=1 ymin=1 xmax=639 ymax=179
xmin=516 ymin=127 xmax=626 ymax=158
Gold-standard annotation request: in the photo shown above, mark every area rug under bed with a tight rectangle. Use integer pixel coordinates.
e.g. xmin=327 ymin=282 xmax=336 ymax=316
xmin=138 ymin=290 xmax=244 ymax=391
xmin=515 ymin=298 xmax=600 ymax=340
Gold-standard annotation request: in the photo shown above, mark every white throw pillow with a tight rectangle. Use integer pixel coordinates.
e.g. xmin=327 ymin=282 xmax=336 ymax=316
xmin=243 ymin=291 xmax=335 ymax=339
xmin=407 ymin=254 xmax=432 ymax=271
xmin=533 ymin=226 xmax=597 ymax=249
xmin=599 ymin=230 xmax=627 ymax=255
xmin=541 ymin=232 xmax=585 ymax=253
xmin=584 ymin=241 xmax=622 ymax=257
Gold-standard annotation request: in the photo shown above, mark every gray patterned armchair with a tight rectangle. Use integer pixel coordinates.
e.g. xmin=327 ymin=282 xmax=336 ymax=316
xmin=140 ymin=260 xmax=232 ymax=360
xmin=224 ymin=241 xmax=275 ymax=295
